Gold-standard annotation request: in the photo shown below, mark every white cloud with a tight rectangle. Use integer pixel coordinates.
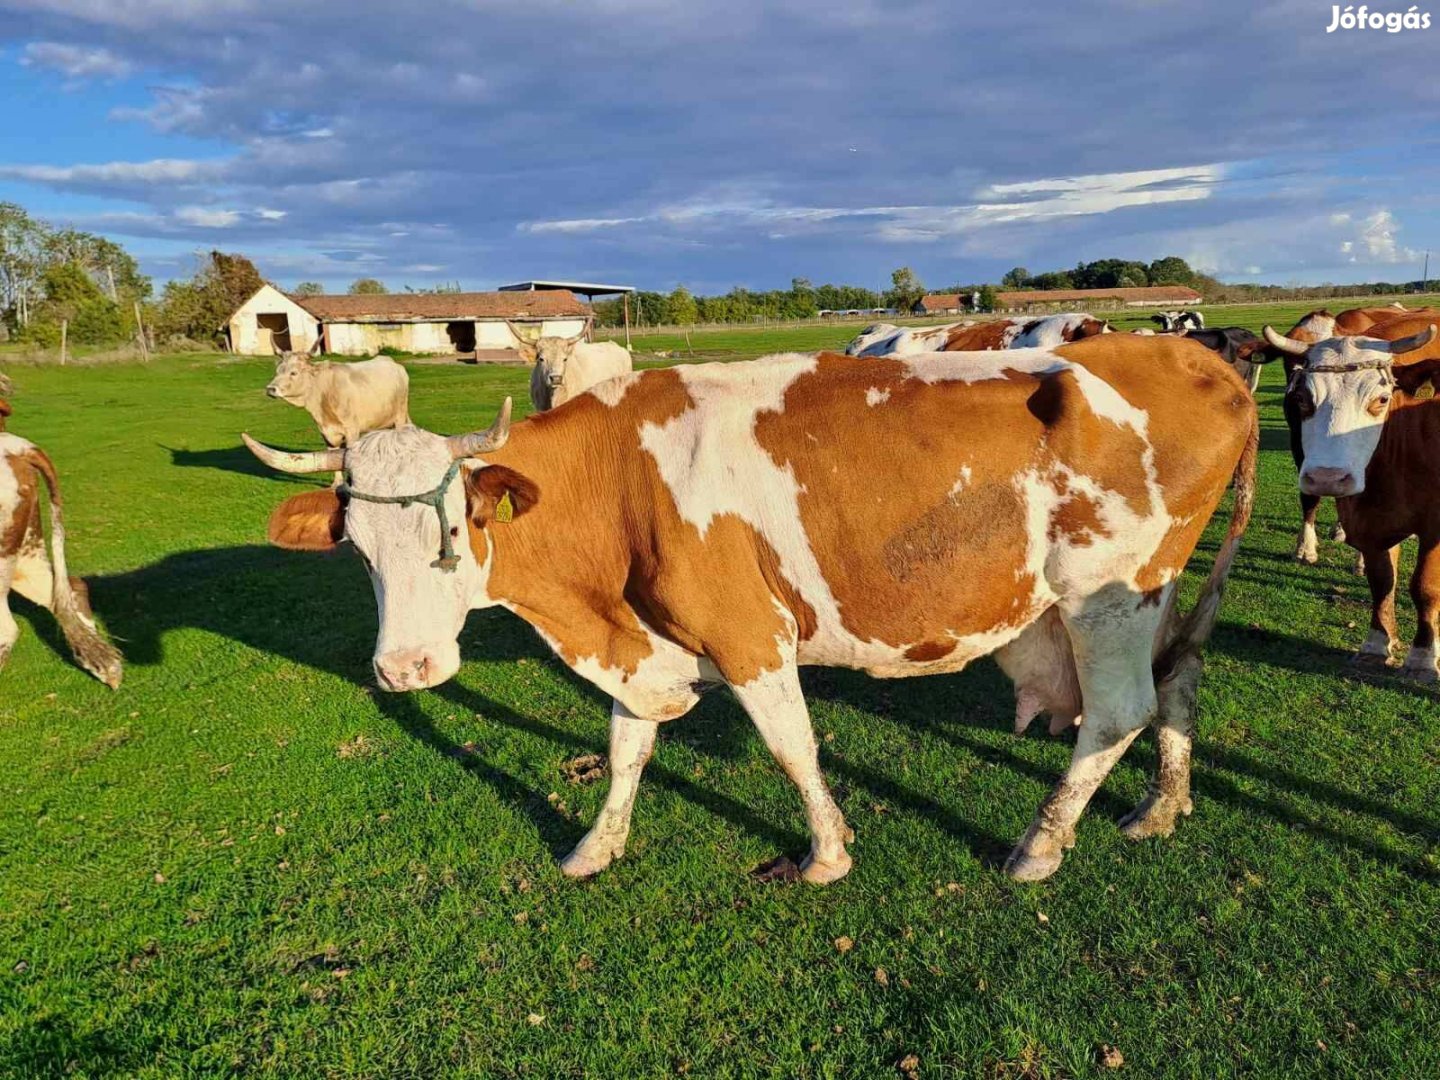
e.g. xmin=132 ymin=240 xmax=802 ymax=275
xmin=20 ymin=41 xmax=133 ymax=79
xmin=1355 ymin=209 xmax=1416 ymax=263
xmin=174 ymin=205 xmax=240 ymax=227
xmin=0 ymin=157 xmax=220 ymax=185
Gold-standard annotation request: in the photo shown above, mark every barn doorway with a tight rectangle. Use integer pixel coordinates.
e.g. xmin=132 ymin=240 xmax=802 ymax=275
xmin=257 ymin=312 xmax=292 ymax=353
xmin=446 ymin=321 xmax=476 ymax=353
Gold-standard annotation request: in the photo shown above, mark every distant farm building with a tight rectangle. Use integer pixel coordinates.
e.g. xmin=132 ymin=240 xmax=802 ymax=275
xmin=225 ymin=284 xmax=590 ymax=357
xmin=914 ymin=294 xmax=966 ymax=315
xmin=913 ymin=285 xmax=1203 ymax=316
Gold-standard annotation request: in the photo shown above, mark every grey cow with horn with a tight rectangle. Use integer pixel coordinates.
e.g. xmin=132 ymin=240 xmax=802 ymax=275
xmin=507 ymin=320 xmax=633 ymax=413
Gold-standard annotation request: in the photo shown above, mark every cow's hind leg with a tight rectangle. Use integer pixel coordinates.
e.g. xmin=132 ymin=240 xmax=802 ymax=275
xmin=560 ymin=701 xmax=660 ymax=878
xmin=1005 ymin=585 xmax=1165 ymax=881
xmin=0 ymin=558 xmax=18 ymax=673
xmin=1401 ymin=537 xmax=1440 ymax=682
xmin=730 ymin=662 xmax=852 ymax=884
xmin=1119 ymin=650 xmax=1199 ymax=839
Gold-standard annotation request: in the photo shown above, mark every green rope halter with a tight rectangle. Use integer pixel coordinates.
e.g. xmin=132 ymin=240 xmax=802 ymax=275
xmin=338 ymin=457 xmax=467 ymax=572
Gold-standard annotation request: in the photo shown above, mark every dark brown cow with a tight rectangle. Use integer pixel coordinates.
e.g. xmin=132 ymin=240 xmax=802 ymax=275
xmin=0 ymin=433 xmax=123 ymax=687
xmin=245 ymin=338 xmax=1255 ymax=882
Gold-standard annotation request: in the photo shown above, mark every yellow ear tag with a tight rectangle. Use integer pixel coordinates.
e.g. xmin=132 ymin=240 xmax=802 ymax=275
xmin=494 ymin=491 xmax=514 ymax=523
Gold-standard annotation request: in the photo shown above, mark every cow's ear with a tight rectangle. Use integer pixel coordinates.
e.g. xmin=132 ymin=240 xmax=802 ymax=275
xmin=268 ymin=489 xmax=345 ymax=551
xmin=466 ymin=465 xmax=540 ymax=526
xmin=1393 ymin=358 xmax=1440 ymax=396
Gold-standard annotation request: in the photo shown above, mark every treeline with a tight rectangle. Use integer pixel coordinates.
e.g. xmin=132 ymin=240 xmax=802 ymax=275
xmin=592 ymin=278 xmax=896 ymax=328
xmin=0 ymin=202 xmax=150 ymax=348
xmin=990 ymin=256 xmax=1219 ymax=294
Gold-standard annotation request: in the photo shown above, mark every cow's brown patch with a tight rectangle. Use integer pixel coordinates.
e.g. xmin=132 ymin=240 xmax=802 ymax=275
xmin=1 ymin=451 xmax=37 ymax=557
xmin=1049 ymin=492 xmax=1108 ymax=547
xmin=941 ymin=322 xmax=1010 ymax=351
xmin=904 ymin=639 xmax=957 ymax=662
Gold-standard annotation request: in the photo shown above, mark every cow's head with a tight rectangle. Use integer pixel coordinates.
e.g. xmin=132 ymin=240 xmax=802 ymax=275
xmin=1263 ymin=324 xmax=1438 ymax=496
xmin=520 ymin=332 xmax=587 ymax=393
xmin=844 ymin=323 xmax=900 ymax=356
xmin=266 ymin=353 xmax=317 ymax=403
xmin=242 ymin=399 xmax=534 ymax=691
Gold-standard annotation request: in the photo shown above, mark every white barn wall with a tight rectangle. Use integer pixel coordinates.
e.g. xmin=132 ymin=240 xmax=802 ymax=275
xmin=228 ymin=285 xmax=321 ymax=355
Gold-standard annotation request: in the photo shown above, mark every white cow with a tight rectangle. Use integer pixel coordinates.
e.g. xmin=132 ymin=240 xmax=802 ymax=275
xmin=519 ymin=331 xmax=634 ymax=412
xmin=265 ymin=354 xmax=411 ymax=449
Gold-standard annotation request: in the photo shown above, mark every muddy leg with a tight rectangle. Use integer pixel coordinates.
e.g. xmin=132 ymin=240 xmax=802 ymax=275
xmin=1354 ymin=545 xmax=1400 ymax=667
xmin=560 ymin=701 xmax=661 ymax=878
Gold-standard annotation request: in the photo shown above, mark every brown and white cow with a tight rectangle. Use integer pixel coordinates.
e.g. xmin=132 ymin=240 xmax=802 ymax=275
xmin=1274 ymin=308 xmax=1440 ymax=562
xmin=1263 ymin=321 xmax=1440 ymax=678
xmin=244 ymin=336 xmax=1255 ymax=882
xmin=0 ymin=433 xmax=123 ymax=687
xmin=845 ymin=314 xmax=1110 ymax=357
xmin=265 ymin=353 xmax=411 ymax=463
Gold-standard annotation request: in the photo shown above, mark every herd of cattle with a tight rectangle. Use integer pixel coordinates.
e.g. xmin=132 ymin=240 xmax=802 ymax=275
xmin=1 ymin=300 xmax=1436 ymax=884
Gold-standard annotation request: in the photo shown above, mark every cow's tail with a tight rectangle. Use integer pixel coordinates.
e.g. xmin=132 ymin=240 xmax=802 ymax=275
xmin=1152 ymin=403 xmax=1258 ymax=684
xmin=25 ymin=447 xmax=123 ymax=689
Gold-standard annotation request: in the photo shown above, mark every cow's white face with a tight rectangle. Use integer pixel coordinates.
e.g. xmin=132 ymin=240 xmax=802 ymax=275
xmin=534 ymin=337 xmax=579 ymax=390
xmin=341 ymin=428 xmax=484 ymax=691
xmin=1292 ymin=337 xmax=1395 ymax=497
xmin=266 ymin=355 xmax=315 ymax=403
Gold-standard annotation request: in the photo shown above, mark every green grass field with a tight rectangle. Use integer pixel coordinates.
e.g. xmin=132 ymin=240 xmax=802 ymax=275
xmin=1 ymin=313 xmax=1437 ymax=1078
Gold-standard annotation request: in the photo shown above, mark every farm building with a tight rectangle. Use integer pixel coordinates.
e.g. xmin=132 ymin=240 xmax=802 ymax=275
xmin=225 ymin=284 xmax=591 ymax=357
xmin=914 ymin=294 xmax=966 ymax=315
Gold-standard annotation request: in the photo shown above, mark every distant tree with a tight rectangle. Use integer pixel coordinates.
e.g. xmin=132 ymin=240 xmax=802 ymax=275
xmin=1027 ymin=271 xmax=1075 ymax=291
xmin=348 ymin=277 xmax=386 ymax=295
xmin=885 ymin=266 xmax=926 ymax=312
xmin=1001 ymin=266 xmax=1031 ymax=288
xmin=1146 ymin=256 xmax=1195 ymax=287
xmin=152 ymin=250 xmax=264 ymax=345
xmin=15 ymin=261 xmax=127 ymax=347
xmin=976 ymin=285 xmax=999 ymax=313
xmin=666 ymin=285 xmax=698 ymax=325
xmin=292 ymin=281 xmax=324 ymax=297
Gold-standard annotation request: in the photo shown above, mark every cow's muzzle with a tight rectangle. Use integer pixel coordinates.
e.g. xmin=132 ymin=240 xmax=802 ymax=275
xmin=373 ymin=645 xmax=460 ymax=692
xmin=546 ymin=375 xmax=564 ymax=389
xmin=265 ymin=385 xmax=281 ymax=398
xmin=1300 ymin=466 xmax=1361 ymax=497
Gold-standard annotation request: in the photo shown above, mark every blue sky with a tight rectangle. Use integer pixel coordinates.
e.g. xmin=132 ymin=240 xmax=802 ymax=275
xmin=2 ymin=1 xmax=1439 ymax=294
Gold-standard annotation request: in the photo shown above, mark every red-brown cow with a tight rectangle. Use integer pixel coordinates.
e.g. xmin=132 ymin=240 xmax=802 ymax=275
xmin=1264 ymin=319 xmax=1440 ymax=678
xmin=245 ymin=337 xmax=1254 ymax=882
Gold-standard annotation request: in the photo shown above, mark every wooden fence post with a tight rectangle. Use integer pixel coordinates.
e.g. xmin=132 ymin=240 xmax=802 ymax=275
xmin=133 ymin=302 xmax=150 ymax=362
xmin=59 ymin=319 xmax=67 ymax=366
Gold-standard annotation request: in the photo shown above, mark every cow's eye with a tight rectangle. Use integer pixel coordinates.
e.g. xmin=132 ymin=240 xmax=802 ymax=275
xmin=1368 ymin=393 xmax=1392 ymax=416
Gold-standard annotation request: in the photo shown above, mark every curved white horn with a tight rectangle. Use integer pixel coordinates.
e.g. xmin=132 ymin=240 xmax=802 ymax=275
xmin=1263 ymin=325 xmax=1310 ymax=357
xmin=242 ymin=433 xmax=345 ymax=474
xmin=1379 ymin=324 xmax=1436 ymax=355
xmin=447 ymin=397 xmax=513 ymax=459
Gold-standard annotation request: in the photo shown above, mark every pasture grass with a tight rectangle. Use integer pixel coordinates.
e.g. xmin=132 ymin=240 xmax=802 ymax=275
xmin=0 ymin=309 xmax=1437 ymax=1078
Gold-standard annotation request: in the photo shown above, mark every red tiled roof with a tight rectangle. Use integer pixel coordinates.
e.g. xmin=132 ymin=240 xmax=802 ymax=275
xmin=291 ymin=290 xmax=589 ymax=322
xmin=917 ymin=294 xmax=964 ymax=311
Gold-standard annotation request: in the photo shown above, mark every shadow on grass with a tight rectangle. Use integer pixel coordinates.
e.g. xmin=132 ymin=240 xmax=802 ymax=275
xmin=69 ymin=542 xmax=1439 ymax=880
xmin=163 ymin=443 xmax=314 ymax=483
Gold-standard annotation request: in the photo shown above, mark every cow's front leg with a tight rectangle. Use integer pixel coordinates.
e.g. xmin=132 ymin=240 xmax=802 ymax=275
xmin=1353 ymin=545 xmax=1400 ymax=667
xmin=559 ymin=700 xmax=659 ymax=878
xmin=1401 ymin=538 xmax=1440 ymax=682
xmin=1295 ymin=493 xmax=1322 ymax=564
xmin=730 ymin=663 xmax=852 ymax=884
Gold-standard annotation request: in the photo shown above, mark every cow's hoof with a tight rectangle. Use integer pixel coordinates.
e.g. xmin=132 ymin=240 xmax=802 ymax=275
xmin=1294 ymin=547 xmax=1319 ymax=565
xmin=1003 ymin=845 xmax=1064 ymax=882
xmin=1399 ymin=662 xmax=1439 ymax=684
xmin=558 ymin=835 xmax=624 ymax=879
xmin=1119 ymin=793 xmax=1192 ymax=840
xmin=801 ymin=851 xmax=852 ymax=885
xmin=1331 ymin=523 xmax=1347 ymax=543
xmin=1348 ymin=650 xmax=1397 ymax=672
